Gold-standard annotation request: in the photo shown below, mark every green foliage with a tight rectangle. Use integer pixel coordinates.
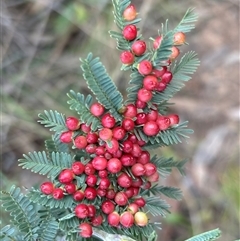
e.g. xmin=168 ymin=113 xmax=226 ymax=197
xmin=145 ymin=197 xmax=170 ymax=217
xmin=185 ymin=229 xmax=221 ymax=241
xmin=80 ymin=53 xmax=124 ymax=121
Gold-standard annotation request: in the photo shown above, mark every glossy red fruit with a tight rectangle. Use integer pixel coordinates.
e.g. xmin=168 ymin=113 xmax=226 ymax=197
xmin=122 ymin=118 xmax=135 ymax=131
xmin=98 ymin=169 xmax=108 ymax=178
xmin=131 ymin=177 xmax=143 ymax=187
xmin=122 ymin=24 xmax=137 ymax=41
xmin=127 ymin=203 xmax=139 ymax=215
xmin=168 ymin=114 xmax=180 ymax=125
xmin=170 ymin=46 xmax=180 ymax=60
xmin=123 ymin=4 xmax=137 ymax=21
xmin=144 ymin=163 xmax=157 ymax=176
xmin=141 ymin=181 xmax=151 ymax=189
xmin=112 ymin=126 xmax=126 ymax=140
xmin=52 ymin=188 xmax=64 ymax=200
xmin=74 ymin=136 xmax=88 ymax=149
xmin=120 ymin=211 xmax=134 ymax=228
xmin=79 ymin=222 xmax=92 ymax=238
xmin=84 ymin=163 xmax=96 ymax=175
xmin=137 ymin=150 xmax=150 ymax=164
xmin=131 ymin=163 xmax=145 ymax=176
xmin=60 ymin=130 xmax=73 ymax=143
xmin=131 ymin=40 xmax=146 ymax=56
xmin=101 ymin=200 xmax=115 ymax=214
xmin=134 ymin=197 xmax=146 ymax=207
xmin=66 ymin=116 xmax=80 ymax=131
xmin=153 ymin=35 xmax=162 ymax=49
xmin=156 ymin=115 xmax=171 ymax=131
xmin=143 ymin=75 xmax=158 ymax=91
xmin=122 ymin=139 xmax=133 ymax=153
xmin=107 ymin=158 xmax=122 ymax=174
xmin=152 ymin=66 xmax=167 ymax=78
xmin=174 ymin=32 xmax=186 ymax=45
xmin=97 ymin=188 xmax=107 ymax=197
xmin=132 ymin=187 xmax=140 ymax=196
xmin=108 ymin=212 xmax=120 ymax=227
xmin=135 ymin=99 xmax=147 ymax=109
xmin=127 ymin=133 xmax=137 ymax=143
xmin=80 ymin=123 xmax=91 ymax=133
xmin=137 ymin=88 xmax=153 ymax=103
xmin=59 ymin=169 xmax=75 ymax=184
xmin=86 ymin=174 xmax=98 ymax=187
xmin=138 ymin=60 xmax=153 ymax=75
xmin=155 ymin=81 xmax=167 ymax=92
xmin=147 ymin=109 xmax=158 ymax=121
xmin=92 ymin=156 xmax=107 ymax=171
xmin=120 ymin=51 xmax=135 ymax=65
xmin=117 ymin=172 xmax=132 ymax=188
xmin=120 ymin=153 xmax=136 ymax=167
xmin=125 ymin=187 xmax=135 ymax=198
xmin=64 ymin=183 xmax=76 ymax=194
xmin=74 ymin=203 xmax=89 ymax=218
xmin=86 ymin=132 xmax=98 ymax=144
xmin=143 ymin=121 xmax=159 ymax=136
xmin=88 ymin=204 xmax=96 ymax=218
xmin=131 ymin=143 xmax=142 ymax=158
xmin=115 ymin=192 xmax=128 ymax=206
xmin=72 ymin=161 xmax=85 ymax=175
xmin=105 ymin=138 xmax=119 ymax=154
xmin=106 ymin=189 xmax=116 ymax=199
xmin=99 ymin=128 xmax=112 ymax=141
xmin=147 ymin=171 xmax=160 ymax=182
xmin=99 ymin=177 xmax=111 ymax=190
xmin=40 ymin=182 xmax=54 ymax=195
xmin=95 ymin=146 xmax=105 ymax=156
xmin=134 ymin=212 xmax=148 ymax=226
xmin=161 ymin=71 xmax=173 ymax=84
xmin=90 ymin=103 xmax=105 ymax=117
xmin=101 ymin=113 xmax=116 ymax=128
xmin=91 ymin=215 xmax=103 ymax=226
xmin=73 ymin=190 xmax=85 ymax=201
xmin=85 ymin=144 xmax=97 ymax=154
xmin=124 ymin=104 xmax=137 ymax=118
xmin=84 ymin=187 xmax=97 ymax=200
xmin=135 ymin=113 xmax=148 ymax=125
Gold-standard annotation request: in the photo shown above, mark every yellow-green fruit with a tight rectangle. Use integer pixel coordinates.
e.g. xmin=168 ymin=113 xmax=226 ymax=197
xmin=134 ymin=211 xmax=148 ymax=226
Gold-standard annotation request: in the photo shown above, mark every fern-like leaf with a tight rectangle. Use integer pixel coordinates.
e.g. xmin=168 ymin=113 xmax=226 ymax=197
xmin=18 ymin=151 xmax=73 ymax=178
xmin=145 ymin=197 xmax=170 ymax=217
xmin=0 ymin=186 xmax=40 ymax=240
xmin=38 ymin=218 xmax=59 ymax=241
xmin=38 ymin=110 xmax=67 ymax=132
xmin=185 ymin=229 xmax=221 ymax=241
xmin=80 ymin=53 xmax=123 ymax=121
xmin=67 ymin=91 xmax=101 ymax=131
xmin=0 ymin=225 xmax=18 ymax=240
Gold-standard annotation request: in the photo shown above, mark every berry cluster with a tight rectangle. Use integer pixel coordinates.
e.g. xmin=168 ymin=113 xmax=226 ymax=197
xmin=39 ymin=3 xmax=187 ymax=239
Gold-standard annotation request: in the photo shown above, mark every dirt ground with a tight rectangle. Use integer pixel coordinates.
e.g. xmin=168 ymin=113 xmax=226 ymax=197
xmin=1 ymin=0 xmax=239 ymax=240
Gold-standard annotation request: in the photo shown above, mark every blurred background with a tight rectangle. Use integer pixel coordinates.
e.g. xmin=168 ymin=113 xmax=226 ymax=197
xmin=1 ymin=0 xmax=239 ymax=240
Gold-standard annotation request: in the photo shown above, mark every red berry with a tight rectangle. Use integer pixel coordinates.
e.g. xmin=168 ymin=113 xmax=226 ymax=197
xmin=101 ymin=113 xmax=116 ymax=128
xmin=122 ymin=139 xmax=133 ymax=153
xmin=141 ymin=181 xmax=151 ymax=189
xmin=84 ymin=187 xmax=97 ymax=200
xmin=112 ymin=126 xmax=126 ymax=140
xmin=72 ymin=161 xmax=85 ymax=175
xmin=161 ymin=71 xmax=173 ymax=84
xmin=134 ymin=212 xmax=148 ymax=226
xmin=98 ymin=169 xmax=108 ymax=178
xmin=168 ymin=114 xmax=180 ymax=125
xmin=117 ymin=172 xmax=132 ymax=188
xmin=101 ymin=200 xmax=115 ymax=214
xmin=95 ymin=146 xmax=105 ymax=156
xmin=135 ymin=113 xmax=147 ymax=125
xmin=138 ymin=60 xmax=153 ymax=75
xmin=127 ymin=203 xmax=139 ymax=215
xmin=137 ymin=88 xmax=153 ymax=103
xmin=170 ymin=46 xmax=180 ymax=60
xmin=131 ymin=163 xmax=145 ymax=176
xmin=90 ymin=103 xmax=105 ymax=117
xmin=105 ymin=138 xmax=119 ymax=154
xmin=131 ymin=143 xmax=142 ymax=158
xmin=144 ymin=163 xmax=157 ymax=176
xmin=120 ymin=51 xmax=135 ymax=65
xmin=134 ymin=197 xmax=146 ymax=207
xmin=152 ymin=66 xmax=167 ymax=78
xmin=123 ymin=4 xmax=137 ymax=21
xmin=106 ymin=189 xmax=116 ymax=199
xmin=143 ymin=75 xmax=158 ymax=91
xmin=60 ymin=130 xmax=73 ymax=143
xmin=99 ymin=128 xmax=112 ymax=141
xmin=135 ymin=99 xmax=147 ymax=109
xmin=52 ymin=188 xmax=64 ymax=200
xmin=127 ymin=133 xmax=137 ymax=143
xmin=108 ymin=212 xmax=120 ymax=227
xmin=131 ymin=40 xmax=146 ymax=56
xmin=120 ymin=153 xmax=136 ymax=167
xmin=92 ymin=156 xmax=107 ymax=171
xmin=132 ymin=187 xmax=140 ymax=196
xmin=86 ymin=144 xmax=97 ymax=154
xmin=153 ymin=35 xmax=162 ymax=49
xmin=73 ymin=190 xmax=85 ymax=201
xmin=86 ymin=132 xmax=98 ymax=144
xmin=120 ymin=211 xmax=134 ymax=228
xmin=58 ymin=169 xmax=75 ymax=184
xmin=88 ymin=204 xmax=96 ymax=218
xmin=147 ymin=171 xmax=160 ymax=182
xmin=155 ymin=81 xmax=167 ymax=92
xmin=131 ymin=177 xmax=143 ymax=187
xmin=125 ymin=187 xmax=135 ymax=198
xmin=143 ymin=121 xmax=159 ymax=136
xmin=74 ymin=135 xmax=88 ymax=149
xmin=122 ymin=118 xmax=135 ymax=131
xmin=80 ymin=123 xmax=91 ymax=133
xmin=40 ymin=182 xmax=54 ymax=195
xmin=75 ymin=204 xmax=89 ymax=218
xmin=66 ymin=117 xmax=80 ymax=131
xmin=137 ymin=150 xmax=150 ymax=164
xmin=64 ymin=183 xmax=76 ymax=194
xmin=107 ymin=158 xmax=122 ymax=174
xmin=97 ymin=188 xmax=107 ymax=197
xmin=124 ymin=104 xmax=137 ymax=118
xmin=86 ymin=174 xmax=98 ymax=187
xmin=91 ymin=215 xmax=103 ymax=226
xmin=122 ymin=24 xmax=137 ymax=41
xmin=174 ymin=32 xmax=186 ymax=45
xmin=84 ymin=163 xmax=96 ymax=175
xmin=79 ymin=223 xmax=92 ymax=238
xmin=114 ymin=192 xmax=128 ymax=206
xmin=147 ymin=109 xmax=158 ymax=121
xmin=156 ymin=115 xmax=171 ymax=130
xmin=99 ymin=177 xmax=111 ymax=190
